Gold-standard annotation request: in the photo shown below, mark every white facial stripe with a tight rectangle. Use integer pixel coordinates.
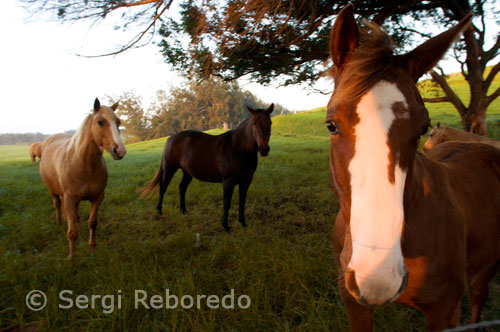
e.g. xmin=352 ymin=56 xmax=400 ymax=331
xmin=109 ymin=119 xmax=122 ymax=145
xmin=347 ymin=81 xmax=408 ymax=304
xmin=102 ymin=109 xmax=122 ymax=146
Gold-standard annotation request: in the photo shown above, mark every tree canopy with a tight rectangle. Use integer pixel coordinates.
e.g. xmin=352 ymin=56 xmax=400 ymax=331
xmin=21 ymin=0 xmax=500 ymax=134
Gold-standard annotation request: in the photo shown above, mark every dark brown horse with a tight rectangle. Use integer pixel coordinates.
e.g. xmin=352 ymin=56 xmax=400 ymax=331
xmin=141 ymin=104 xmax=273 ymax=232
xmin=327 ymin=5 xmax=500 ymax=331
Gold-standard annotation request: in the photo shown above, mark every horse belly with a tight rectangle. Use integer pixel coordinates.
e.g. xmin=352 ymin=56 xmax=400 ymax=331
xmin=179 ymin=138 xmax=224 ymax=183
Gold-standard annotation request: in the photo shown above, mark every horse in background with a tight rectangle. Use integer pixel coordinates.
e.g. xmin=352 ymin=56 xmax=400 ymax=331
xmin=327 ymin=5 xmax=500 ymax=331
xmin=39 ymin=98 xmax=126 ymax=260
xmin=424 ymin=122 xmax=500 ymax=151
xmin=29 ymin=142 xmax=42 ymax=163
xmin=141 ymin=104 xmax=273 ymax=232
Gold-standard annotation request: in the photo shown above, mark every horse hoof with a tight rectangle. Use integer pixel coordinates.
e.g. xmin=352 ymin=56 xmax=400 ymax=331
xmin=223 ymin=226 xmax=231 ymax=233
xmin=181 ymin=209 xmax=187 ymax=215
xmin=89 ymin=243 xmax=96 ymax=249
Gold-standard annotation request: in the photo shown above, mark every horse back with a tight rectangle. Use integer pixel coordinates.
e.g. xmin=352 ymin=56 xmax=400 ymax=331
xmin=165 ymin=130 xmax=227 ymax=182
xmin=426 ymin=142 xmax=500 ymax=273
xmin=165 ymin=129 xmax=257 ymax=183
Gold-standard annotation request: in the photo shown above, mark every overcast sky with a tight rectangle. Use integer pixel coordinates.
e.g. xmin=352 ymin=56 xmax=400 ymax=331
xmin=0 ymin=0 xmax=471 ymax=135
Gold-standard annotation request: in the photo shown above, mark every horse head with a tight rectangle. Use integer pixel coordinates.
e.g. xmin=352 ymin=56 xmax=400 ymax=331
xmin=247 ymin=104 xmax=274 ymax=156
xmin=90 ymin=98 xmax=126 ymax=160
xmin=327 ymin=5 xmax=471 ymax=306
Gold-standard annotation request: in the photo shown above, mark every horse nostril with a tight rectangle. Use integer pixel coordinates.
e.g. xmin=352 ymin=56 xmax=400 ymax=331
xmin=113 ymin=145 xmax=119 ymax=155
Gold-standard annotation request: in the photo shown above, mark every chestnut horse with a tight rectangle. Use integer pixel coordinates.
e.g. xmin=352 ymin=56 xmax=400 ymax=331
xmin=39 ymin=98 xmax=126 ymax=260
xmin=327 ymin=6 xmax=500 ymax=331
xmin=424 ymin=122 xmax=500 ymax=151
xmin=141 ymin=104 xmax=273 ymax=232
xmin=29 ymin=142 xmax=42 ymax=163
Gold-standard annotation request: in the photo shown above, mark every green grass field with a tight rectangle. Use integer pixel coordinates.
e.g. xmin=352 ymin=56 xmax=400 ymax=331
xmin=1 ymin=83 xmax=500 ymax=331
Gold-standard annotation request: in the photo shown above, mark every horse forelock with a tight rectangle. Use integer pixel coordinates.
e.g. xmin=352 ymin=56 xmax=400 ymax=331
xmin=329 ymin=21 xmax=394 ymax=108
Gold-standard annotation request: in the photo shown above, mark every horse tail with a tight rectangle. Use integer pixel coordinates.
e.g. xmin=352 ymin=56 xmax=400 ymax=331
xmin=140 ymin=161 xmax=164 ymax=198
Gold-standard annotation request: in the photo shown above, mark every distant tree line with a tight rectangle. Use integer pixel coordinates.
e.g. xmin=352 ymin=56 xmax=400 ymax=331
xmin=0 ymin=133 xmax=50 ymax=145
xmin=108 ymin=78 xmax=290 ymax=143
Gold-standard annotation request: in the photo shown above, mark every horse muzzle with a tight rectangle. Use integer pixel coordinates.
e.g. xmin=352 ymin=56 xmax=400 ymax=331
xmin=110 ymin=143 xmax=127 ymax=160
xmin=258 ymin=145 xmax=270 ymax=157
xmin=345 ymin=264 xmax=408 ymax=306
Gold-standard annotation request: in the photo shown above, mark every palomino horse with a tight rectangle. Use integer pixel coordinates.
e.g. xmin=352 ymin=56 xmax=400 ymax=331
xmin=141 ymin=104 xmax=273 ymax=232
xmin=29 ymin=142 xmax=42 ymax=163
xmin=39 ymin=99 xmax=126 ymax=260
xmin=327 ymin=5 xmax=500 ymax=331
xmin=424 ymin=122 xmax=500 ymax=151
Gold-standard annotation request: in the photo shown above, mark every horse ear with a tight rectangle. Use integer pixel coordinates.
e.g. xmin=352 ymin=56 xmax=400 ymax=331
xmin=266 ymin=103 xmax=274 ymax=114
xmin=330 ymin=4 xmax=359 ymax=68
xmin=246 ymin=105 xmax=257 ymax=115
xmin=111 ymin=102 xmax=119 ymax=111
xmin=437 ymin=122 xmax=441 ymax=128
xmin=401 ymin=14 xmax=472 ymax=82
xmin=94 ymin=98 xmax=101 ymax=113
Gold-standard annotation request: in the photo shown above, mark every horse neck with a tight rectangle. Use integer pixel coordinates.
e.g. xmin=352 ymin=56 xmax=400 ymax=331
xmin=68 ymin=115 xmax=103 ymax=166
xmin=445 ymin=127 xmax=482 ymax=142
xmin=232 ymin=119 xmax=257 ymax=153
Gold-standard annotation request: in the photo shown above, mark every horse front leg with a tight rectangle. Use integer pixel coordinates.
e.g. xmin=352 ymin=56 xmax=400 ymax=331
xmin=238 ymin=177 xmax=253 ymax=228
xmin=63 ymin=195 xmax=79 ymax=261
xmin=221 ymin=179 xmax=235 ymax=232
xmin=338 ymin=277 xmax=375 ymax=332
xmin=422 ymin=298 xmax=461 ymax=331
xmin=88 ymin=192 xmax=104 ymax=249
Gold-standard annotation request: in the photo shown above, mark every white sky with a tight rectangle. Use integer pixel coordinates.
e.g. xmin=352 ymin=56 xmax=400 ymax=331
xmin=0 ymin=0 xmax=470 ymax=134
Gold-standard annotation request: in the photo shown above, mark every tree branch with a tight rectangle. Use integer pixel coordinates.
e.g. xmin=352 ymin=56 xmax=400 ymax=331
xmin=484 ymin=61 xmax=500 ymax=91
xmin=78 ymin=1 xmax=173 ymax=57
xmin=429 ymin=70 xmax=467 ymax=116
xmin=422 ymin=96 xmax=450 ymax=103
xmin=485 ymin=86 xmax=500 ymax=107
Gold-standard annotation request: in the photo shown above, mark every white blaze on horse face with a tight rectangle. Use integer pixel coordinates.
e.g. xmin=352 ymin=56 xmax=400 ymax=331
xmin=347 ymin=81 xmax=408 ymax=305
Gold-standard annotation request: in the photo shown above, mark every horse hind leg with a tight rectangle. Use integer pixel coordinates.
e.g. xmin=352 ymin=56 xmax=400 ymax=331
xmin=88 ymin=192 xmax=104 ymax=249
xmin=469 ymin=261 xmax=499 ymax=327
xmin=51 ymin=194 xmax=62 ymax=225
xmin=179 ymin=172 xmax=192 ymax=214
xmin=156 ymin=166 xmax=177 ymax=215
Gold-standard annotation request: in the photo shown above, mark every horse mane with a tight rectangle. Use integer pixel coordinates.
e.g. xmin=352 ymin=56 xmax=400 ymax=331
xmin=329 ymin=21 xmax=394 ymax=107
xmin=234 ymin=117 xmax=250 ymax=131
xmin=67 ymin=113 xmax=93 ymax=153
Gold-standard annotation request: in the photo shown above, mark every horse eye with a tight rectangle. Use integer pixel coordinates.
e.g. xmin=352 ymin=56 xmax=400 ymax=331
xmin=420 ymin=124 xmax=429 ymax=136
xmin=326 ymin=121 xmax=339 ymax=135
xmin=97 ymin=121 xmax=104 ymax=126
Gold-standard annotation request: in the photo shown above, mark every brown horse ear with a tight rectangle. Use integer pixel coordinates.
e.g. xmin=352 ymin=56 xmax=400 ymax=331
xmin=429 ymin=122 xmax=434 ymax=129
xmin=94 ymin=98 xmax=101 ymax=113
xmin=266 ymin=103 xmax=274 ymax=114
xmin=437 ymin=122 xmax=441 ymax=128
xmin=247 ymin=105 xmax=257 ymax=115
xmin=330 ymin=4 xmax=359 ymax=68
xmin=111 ymin=102 xmax=119 ymax=111
xmin=400 ymin=14 xmax=472 ymax=82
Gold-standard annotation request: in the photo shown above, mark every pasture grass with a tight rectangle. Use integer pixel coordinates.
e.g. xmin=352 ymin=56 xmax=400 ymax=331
xmin=1 ymin=103 xmax=500 ymax=331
